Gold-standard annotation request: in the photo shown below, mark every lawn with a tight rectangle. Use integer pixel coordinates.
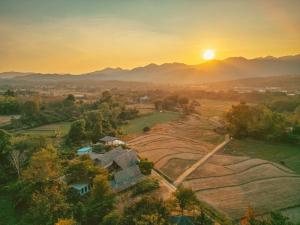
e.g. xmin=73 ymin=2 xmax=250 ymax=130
xmin=223 ymin=139 xmax=300 ymax=174
xmin=122 ymin=111 xmax=180 ymax=135
xmin=18 ymin=122 xmax=71 ymax=137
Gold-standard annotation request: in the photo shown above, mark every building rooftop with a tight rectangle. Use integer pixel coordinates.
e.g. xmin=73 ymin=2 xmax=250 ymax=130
xmin=71 ymin=183 xmax=89 ymax=190
xmin=99 ymin=136 xmax=119 ymax=142
xmin=111 ymin=165 xmax=144 ymax=191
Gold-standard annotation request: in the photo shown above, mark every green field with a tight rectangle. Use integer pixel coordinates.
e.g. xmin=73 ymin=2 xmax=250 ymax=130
xmin=18 ymin=122 xmax=71 ymax=137
xmin=223 ymin=139 xmax=300 ymax=174
xmin=122 ymin=111 xmax=180 ymax=135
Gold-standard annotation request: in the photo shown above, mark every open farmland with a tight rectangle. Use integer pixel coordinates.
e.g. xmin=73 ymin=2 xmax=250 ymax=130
xmin=17 ymin=122 xmax=71 ymax=137
xmin=183 ymin=154 xmax=300 ymax=221
xmin=223 ymin=139 xmax=300 ymax=174
xmin=122 ymin=111 xmax=180 ymax=135
xmin=195 ymin=99 xmax=239 ymax=117
xmin=129 ymin=114 xmax=225 ymax=181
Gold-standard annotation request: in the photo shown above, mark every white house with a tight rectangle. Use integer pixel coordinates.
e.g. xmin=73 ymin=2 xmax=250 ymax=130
xmin=71 ymin=183 xmax=91 ymax=196
xmin=99 ymin=136 xmax=126 ymax=146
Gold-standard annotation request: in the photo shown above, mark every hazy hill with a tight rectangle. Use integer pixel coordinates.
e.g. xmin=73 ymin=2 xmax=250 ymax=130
xmin=207 ymin=75 xmax=300 ymax=91
xmin=1 ymin=54 xmax=300 ymax=84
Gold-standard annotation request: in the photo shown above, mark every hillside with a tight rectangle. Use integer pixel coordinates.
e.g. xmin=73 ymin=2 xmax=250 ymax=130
xmin=1 ymin=54 xmax=300 ymax=84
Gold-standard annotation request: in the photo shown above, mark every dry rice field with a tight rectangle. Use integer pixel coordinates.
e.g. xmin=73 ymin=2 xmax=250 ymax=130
xmin=129 ymin=115 xmax=224 ymax=181
xmin=183 ymin=154 xmax=300 ymax=220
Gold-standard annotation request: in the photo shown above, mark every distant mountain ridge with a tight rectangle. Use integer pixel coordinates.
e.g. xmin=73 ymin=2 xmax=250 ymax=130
xmin=1 ymin=54 xmax=300 ymax=84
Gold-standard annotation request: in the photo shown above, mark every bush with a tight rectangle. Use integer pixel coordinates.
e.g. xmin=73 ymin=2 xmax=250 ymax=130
xmin=132 ymin=178 xmax=159 ymax=196
xmin=143 ymin=126 xmax=150 ymax=132
xmin=92 ymin=143 xmax=105 ymax=153
xmin=138 ymin=158 xmax=154 ymax=175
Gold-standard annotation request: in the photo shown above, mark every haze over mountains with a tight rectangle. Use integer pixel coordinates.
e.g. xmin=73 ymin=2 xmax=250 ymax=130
xmin=1 ymin=54 xmax=300 ymax=84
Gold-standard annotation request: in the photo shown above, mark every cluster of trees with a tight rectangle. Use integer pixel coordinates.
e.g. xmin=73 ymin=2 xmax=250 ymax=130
xmin=154 ymin=95 xmax=195 ymax=114
xmin=226 ymin=102 xmax=300 ymax=143
xmin=241 ymin=208 xmax=298 ymax=225
xmin=0 ymin=130 xmax=115 ymax=225
xmin=67 ymin=91 xmax=139 ymax=145
xmin=0 ymin=96 xmax=20 ymax=115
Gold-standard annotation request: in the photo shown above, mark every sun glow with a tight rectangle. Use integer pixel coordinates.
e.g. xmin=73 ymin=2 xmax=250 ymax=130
xmin=202 ymin=49 xmax=215 ymax=60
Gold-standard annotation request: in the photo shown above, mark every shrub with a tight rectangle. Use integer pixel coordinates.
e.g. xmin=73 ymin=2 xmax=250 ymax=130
xmin=93 ymin=143 xmax=105 ymax=153
xmin=138 ymin=158 xmax=154 ymax=175
xmin=143 ymin=126 xmax=150 ymax=132
xmin=132 ymin=178 xmax=159 ymax=196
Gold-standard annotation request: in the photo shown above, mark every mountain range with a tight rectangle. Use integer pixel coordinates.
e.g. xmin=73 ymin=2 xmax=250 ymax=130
xmin=1 ymin=54 xmax=300 ymax=84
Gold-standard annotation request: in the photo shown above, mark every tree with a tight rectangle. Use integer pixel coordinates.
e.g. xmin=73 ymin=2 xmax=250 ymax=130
xmin=4 ymin=89 xmax=16 ymax=97
xmin=143 ymin=126 xmax=151 ymax=132
xmin=66 ymin=155 xmax=106 ymax=184
xmin=65 ymin=94 xmax=76 ymax=102
xmin=21 ymin=184 xmax=70 ymax=225
xmin=85 ymin=111 xmax=103 ymax=143
xmin=121 ymin=196 xmax=171 ymax=225
xmin=0 ymin=129 xmax=12 ymax=183
xmin=174 ymin=186 xmax=198 ymax=215
xmin=22 ymin=100 xmax=40 ymax=117
xmin=100 ymin=211 xmax=121 ymax=225
xmin=139 ymin=158 xmax=154 ymax=175
xmin=154 ymin=100 xmax=163 ymax=111
xmin=85 ymin=174 xmax=115 ymax=225
xmin=194 ymin=209 xmax=213 ymax=225
xmin=68 ymin=119 xmax=86 ymax=144
xmin=22 ymin=146 xmax=61 ymax=187
xmin=55 ymin=218 xmax=77 ymax=225
xmin=0 ymin=129 xmax=11 ymax=154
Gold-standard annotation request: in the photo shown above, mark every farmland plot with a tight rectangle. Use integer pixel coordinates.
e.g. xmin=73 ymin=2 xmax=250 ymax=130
xmin=129 ymin=115 xmax=224 ymax=181
xmin=183 ymin=154 xmax=300 ymax=220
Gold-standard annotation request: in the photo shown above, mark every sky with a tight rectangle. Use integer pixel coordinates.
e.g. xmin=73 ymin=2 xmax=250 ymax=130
xmin=0 ymin=0 xmax=300 ymax=74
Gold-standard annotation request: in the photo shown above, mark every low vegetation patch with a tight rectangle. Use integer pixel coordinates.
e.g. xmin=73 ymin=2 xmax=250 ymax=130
xmin=122 ymin=111 xmax=180 ymax=135
xmin=132 ymin=178 xmax=159 ymax=196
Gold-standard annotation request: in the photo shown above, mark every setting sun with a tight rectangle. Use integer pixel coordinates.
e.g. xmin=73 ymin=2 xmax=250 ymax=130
xmin=202 ymin=49 xmax=215 ymax=61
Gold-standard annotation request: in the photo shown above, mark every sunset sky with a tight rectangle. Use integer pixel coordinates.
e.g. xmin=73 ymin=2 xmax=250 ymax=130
xmin=0 ymin=0 xmax=299 ymax=74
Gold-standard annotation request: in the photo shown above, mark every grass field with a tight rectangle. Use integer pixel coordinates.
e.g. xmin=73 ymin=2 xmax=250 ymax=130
xmin=18 ymin=122 xmax=71 ymax=137
xmin=122 ymin=111 xmax=180 ymax=135
xmin=223 ymin=139 xmax=300 ymax=174
xmin=195 ymin=99 xmax=239 ymax=117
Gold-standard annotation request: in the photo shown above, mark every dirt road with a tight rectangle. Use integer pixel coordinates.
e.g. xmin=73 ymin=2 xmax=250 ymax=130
xmin=174 ymin=135 xmax=230 ymax=186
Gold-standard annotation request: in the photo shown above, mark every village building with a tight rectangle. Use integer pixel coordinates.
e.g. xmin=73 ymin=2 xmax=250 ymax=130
xmin=99 ymin=136 xmax=126 ymax=146
xmin=88 ymin=146 xmax=144 ymax=192
xmin=71 ymin=183 xmax=91 ymax=196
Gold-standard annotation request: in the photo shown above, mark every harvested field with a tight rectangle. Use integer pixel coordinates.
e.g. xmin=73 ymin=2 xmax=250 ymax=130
xmin=183 ymin=153 xmax=300 ymax=220
xmin=129 ymin=114 xmax=224 ymax=181
xmin=223 ymin=138 xmax=300 ymax=174
xmin=160 ymin=158 xmax=197 ymax=181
